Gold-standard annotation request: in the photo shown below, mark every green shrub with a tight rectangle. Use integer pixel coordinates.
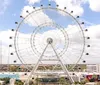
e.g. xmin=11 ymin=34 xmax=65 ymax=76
xmin=0 ymin=77 xmax=10 ymax=84
xmin=74 ymin=81 xmax=86 ymax=85
xmin=15 ymin=80 xmax=24 ymax=85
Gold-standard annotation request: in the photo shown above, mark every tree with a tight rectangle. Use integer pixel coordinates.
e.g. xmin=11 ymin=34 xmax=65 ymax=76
xmin=59 ymin=77 xmax=70 ymax=85
xmin=15 ymin=80 xmax=24 ymax=85
xmin=0 ymin=78 xmax=10 ymax=84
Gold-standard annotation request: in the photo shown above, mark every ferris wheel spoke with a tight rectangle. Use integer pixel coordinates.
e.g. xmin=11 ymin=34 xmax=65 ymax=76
xmin=65 ymin=23 xmax=84 ymax=32
xmin=14 ymin=46 xmax=32 ymax=53
xmin=67 ymin=30 xmax=84 ymax=35
xmin=16 ymin=37 xmax=30 ymax=39
xmin=70 ymin=55 xmax=85 ymax=69
xmin=18 ymin=52 xmax=34 ymax=57
xmin=29 ymin=13 xmax=40 ymax=26
xmin=68 ymin=42 xmax=84 ymax=45
xmin=15 ymin=43 xmax=30 ymax=45
xmin=41 ymin=8 xmax=48 ymax=24
xmin=23 ymin=14 xmax=39 ymax=27
xmin=41 ymin=8 xmax=55 ymax=24
xmin=68 ymin=44 xmax=84 ymax=48
xmin=68 ymin=48 xmax=83 ymax=52
xmin=19 ymin=53 xmax=35 ymax=59
xmin=61 ymin=56 xmax=74 ymax=64
xmin=65 ymin=52 xmax=83 ymax=58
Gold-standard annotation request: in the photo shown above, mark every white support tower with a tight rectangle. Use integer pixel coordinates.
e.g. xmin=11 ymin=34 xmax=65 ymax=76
xmin=24 ymin=38 xmax=74 ymax=85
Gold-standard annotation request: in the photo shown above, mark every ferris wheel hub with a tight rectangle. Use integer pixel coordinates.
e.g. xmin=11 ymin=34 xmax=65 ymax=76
xmin=47 ymin=38 xmax=53 ymax=44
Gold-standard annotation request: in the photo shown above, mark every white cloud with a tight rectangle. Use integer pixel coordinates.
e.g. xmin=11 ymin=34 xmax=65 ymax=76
xmin=50 ymin=0 xmax=100 ymax=12
xmin=82 ymin=25 xmax=100 ymax=64
xmin=1 ymin=24 xmax=100 ymax=64
xmin=85 ymin=25 xmax=100 ymax=39
xmin=0 ymin=30 xmax=15 ymax=45
xmin=0 ymin=30 xmax=18 ymax=64
xmin=50 ymin=0 xmax=85 ymax=16
xmin=0 ymin=30 xmax=38 ymax=64
xmin=0 ymin=1 xmax=100 ymax=64
xmin=88 ymin=0 xmax=100 ymax=12
xmin=27 ymin=0 xmax=41 ymax=5
xmin=21 ymin=6 xmax=52 ymax=26
xmin=0 ymin=0 xmax=10 ymax=15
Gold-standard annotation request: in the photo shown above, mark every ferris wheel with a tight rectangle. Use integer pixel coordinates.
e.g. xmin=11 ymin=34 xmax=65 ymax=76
xmin=9 ymin=4 xmax=90 ymax=84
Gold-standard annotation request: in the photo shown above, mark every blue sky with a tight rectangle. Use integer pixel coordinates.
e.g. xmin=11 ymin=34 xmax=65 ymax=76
xmin=0 ymin=0 xmax=100 ymax=64
xmin=82 ymin=4 xmax=100 ymax=24
xmin=0 ymin=0 xmax=100 ymax=31
xmin=0 ymin=0 xmax=26 ymax=30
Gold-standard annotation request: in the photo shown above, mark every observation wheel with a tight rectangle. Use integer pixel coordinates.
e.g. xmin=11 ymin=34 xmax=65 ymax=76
xmin=9 ymin=4 xmax=91 ymax=84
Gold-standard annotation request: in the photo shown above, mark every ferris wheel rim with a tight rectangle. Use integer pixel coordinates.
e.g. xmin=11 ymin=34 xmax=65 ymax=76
xmin=14 ymin=6 xmax=86 ymax=69
xmin=30 ymin=22 xmax=69 ymax=57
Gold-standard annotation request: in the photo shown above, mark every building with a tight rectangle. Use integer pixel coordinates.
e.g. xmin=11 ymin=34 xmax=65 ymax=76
xmin=86 ymin=64 xmax=100 ymax=73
